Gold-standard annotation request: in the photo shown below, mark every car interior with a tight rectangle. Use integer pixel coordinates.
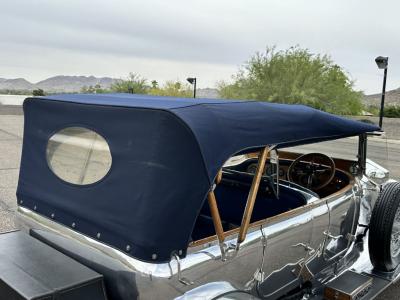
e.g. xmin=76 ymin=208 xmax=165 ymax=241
xmin=190 ymin=150 xmax=355 ymax=244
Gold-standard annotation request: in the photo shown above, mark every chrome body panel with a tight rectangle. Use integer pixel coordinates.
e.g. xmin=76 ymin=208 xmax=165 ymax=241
xmin=17 ymin=182 xmax=317 ymax=299
xmin=323 ymin=185 xmax=358 ymax=260
xmin=18 ymin=205 xmax=267 ymax=299
xmin=260 ymin=204 xmax=314 ymax=278
xmin=366 ymin=158 xmax=389 ymax=184
xmin=16 ymin=158 xmax=398 ymax=300
xmin=309 ymin=198 xmax=329 ymax=252
xmin=174 ymin=282 xmax=237 ymax=300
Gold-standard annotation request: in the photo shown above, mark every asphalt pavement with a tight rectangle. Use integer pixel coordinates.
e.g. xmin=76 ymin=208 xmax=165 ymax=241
xmin=0 ymin=114 xmax=399 ymax=299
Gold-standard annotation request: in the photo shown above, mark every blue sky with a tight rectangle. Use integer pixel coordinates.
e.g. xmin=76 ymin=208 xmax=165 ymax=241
xmin=1 ymin=0 xmax=399 ymax=93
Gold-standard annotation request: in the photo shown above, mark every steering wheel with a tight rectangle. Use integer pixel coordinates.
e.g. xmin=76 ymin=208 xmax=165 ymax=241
xmin=287 ymin=153 xmax=336 ymax=191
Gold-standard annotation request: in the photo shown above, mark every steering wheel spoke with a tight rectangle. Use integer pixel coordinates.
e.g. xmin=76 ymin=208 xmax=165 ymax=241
xmin=287 ymin=153 xmax=336 ymax=191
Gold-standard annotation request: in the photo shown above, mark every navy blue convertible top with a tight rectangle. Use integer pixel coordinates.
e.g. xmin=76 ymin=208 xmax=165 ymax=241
xmin=17 ymin=93 xmax=379 ymax=262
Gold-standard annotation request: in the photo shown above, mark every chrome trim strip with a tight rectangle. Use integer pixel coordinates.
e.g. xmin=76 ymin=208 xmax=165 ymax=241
xmin=17 ymin=205 xmax=264 ymax=279
xmin=17 ymin=206 xmax=173 ymax=278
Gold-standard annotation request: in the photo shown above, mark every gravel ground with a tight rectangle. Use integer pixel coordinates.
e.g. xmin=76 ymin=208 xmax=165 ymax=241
xmin=0 ymin=113 xmax=22 ymax=234
xmin=0 ymin=108 xmax=399 ymax=299
xmin=0 ymin=104 xmax=23 ymax=115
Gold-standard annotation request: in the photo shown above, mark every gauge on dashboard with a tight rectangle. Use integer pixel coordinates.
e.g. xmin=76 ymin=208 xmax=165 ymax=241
xmin=265 ymin=164 xmax=275 ymax=176
xmin=246 ymin=162 xmax=284 ymax=177
xmin=246 ymin=163 xmax=258 ymax=174
xmin=349 ymin=162 xmax=360 ymax=175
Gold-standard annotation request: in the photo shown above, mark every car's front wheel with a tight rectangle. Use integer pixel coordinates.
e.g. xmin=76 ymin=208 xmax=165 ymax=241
xmin=369 ymin=182 xmax=400 ymax=272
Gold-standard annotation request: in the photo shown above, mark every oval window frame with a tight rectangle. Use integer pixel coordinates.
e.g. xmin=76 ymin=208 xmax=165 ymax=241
xmin=46 ymin=126 xmax=113 ymax=186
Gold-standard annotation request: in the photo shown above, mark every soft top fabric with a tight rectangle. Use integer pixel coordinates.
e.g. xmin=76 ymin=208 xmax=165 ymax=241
xmin=17 ymin=93 xmax=379 ymax=262
xmin=37 ymin=92 xmax=243 ymax=109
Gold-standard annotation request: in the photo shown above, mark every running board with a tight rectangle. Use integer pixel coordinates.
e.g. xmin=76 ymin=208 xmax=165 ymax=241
xmin=323 ymin=267 xmax=400 ymax=300
xmin=324 ymin=271 xmax=372 ymax=300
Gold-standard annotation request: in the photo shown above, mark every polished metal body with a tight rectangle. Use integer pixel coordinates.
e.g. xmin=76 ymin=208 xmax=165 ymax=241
xmin=16 ymin=155 xmax=399 ymax=300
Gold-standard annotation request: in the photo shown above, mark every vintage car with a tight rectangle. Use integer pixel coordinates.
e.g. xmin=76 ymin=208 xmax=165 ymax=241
xmin=2 ymin=93 xmax=400 ymax=300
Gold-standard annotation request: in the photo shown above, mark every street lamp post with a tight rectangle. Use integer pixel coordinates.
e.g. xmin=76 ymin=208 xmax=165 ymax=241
xmin=186 ymin=77 xmax=197 ymax=98
xmin=375 ymin=56 xmax=389 ymax=128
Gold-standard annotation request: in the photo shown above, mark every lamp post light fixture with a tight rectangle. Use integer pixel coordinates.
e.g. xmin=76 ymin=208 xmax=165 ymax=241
xmin=375 ymin=56 xmax=389 ymax=128
xmin=186 ymin=77 xmax=197 ymax=98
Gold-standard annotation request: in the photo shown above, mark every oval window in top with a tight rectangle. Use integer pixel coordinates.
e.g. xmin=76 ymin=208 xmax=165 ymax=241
xmin=46 ymin=127 xmax=112 ymax=185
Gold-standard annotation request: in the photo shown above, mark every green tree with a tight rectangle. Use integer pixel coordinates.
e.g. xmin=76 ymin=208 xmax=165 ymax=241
xmin=384 ymin=106 xmax=400 ymax=118
xmin=81 ymin=84 xmax=108 ymax=94
xmin=81 ymin=85 xmax=93 ymax=93
xmin=149 ymin=80 xmax=192 ymax=97
xmin=151 ymin=80 xmax=159 ymax=89
xmin=110 ymin=73 xmax=148 ymax=94
xmin=32 ymin=88 xmax=45 ymax=96
xmin=219 ymin=46 xmax=363 ymax=115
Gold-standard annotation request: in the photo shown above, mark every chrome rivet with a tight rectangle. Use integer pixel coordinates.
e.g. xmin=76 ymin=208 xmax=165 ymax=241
xmin=51 ymin=213 xmax=55 ymax=219
xmin=20 ymin=200 xmax=23 ymax=204
xmin=152 ymin=253 xmax=157 ymax=260
xmin=126 ymin=245 xmax=131 ymax=252
xmin=178 ymin=250 xmax=183 ymax=255
xmin=33 ymin=205 xmax=37 ymax=211
xmin=96 ymin=232 xmax=101 ymax=239
xmin=71 ymin=222 xmax=76 ymax=228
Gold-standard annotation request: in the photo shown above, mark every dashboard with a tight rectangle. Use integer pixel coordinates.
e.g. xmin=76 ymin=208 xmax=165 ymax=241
xmin=226 ymin=155 xmax=353 ymax=198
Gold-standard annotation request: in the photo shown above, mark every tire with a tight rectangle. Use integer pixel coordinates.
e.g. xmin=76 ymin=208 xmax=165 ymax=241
xmin=369 ymin=182 xmax=400 ymax=272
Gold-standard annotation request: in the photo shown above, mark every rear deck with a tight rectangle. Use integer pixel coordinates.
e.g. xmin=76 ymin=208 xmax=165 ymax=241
xmin=0 ymin=230 xmax=107 ymax=300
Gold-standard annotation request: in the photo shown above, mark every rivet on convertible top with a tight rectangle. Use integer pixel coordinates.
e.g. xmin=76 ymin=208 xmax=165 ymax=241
xmin=178 ymin=250 xmax=183 ymax=255
xmin=126 ymin=245 xmax=131 ymax=252
xmin=51 ymin=213 xmax=55 ymax=219
xmin=152 ymin=253 xmax=157 ymax=260
xmin=33 ymin=205 xmax=37 ymax=211
xmin=20 ymin=200 xmax=23 ymax=204
xmin=96 ymin=232 xmax=101 ymax=239
xmin=71 ymin=222 xmax=76 ymax=228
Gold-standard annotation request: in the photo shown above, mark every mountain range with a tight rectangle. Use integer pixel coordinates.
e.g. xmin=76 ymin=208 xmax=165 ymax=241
xmin=0 ymin=75 xmax=220 ymax=98
xmin=0 ymin=75 xmax=398 ymax=105
xmin=0 ymin=76 xmax=116 ymax=93
xmin=363 ymin=88 xmax=400 ymax=107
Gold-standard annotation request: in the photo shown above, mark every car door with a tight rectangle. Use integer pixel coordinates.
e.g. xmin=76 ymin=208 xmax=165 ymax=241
xmin=297 ymin=184 xmax=359 ymax=278
xmin=323 ymin=185 xmax=359 ymax=260
xmin=261 ymin=203 xmax=314 ymax=279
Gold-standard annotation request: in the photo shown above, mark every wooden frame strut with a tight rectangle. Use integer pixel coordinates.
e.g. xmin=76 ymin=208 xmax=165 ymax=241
xmin=237 ymin=146 xmax=270 ymax=244
xmin=207 ymin=170 xmax=225 ymax=245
